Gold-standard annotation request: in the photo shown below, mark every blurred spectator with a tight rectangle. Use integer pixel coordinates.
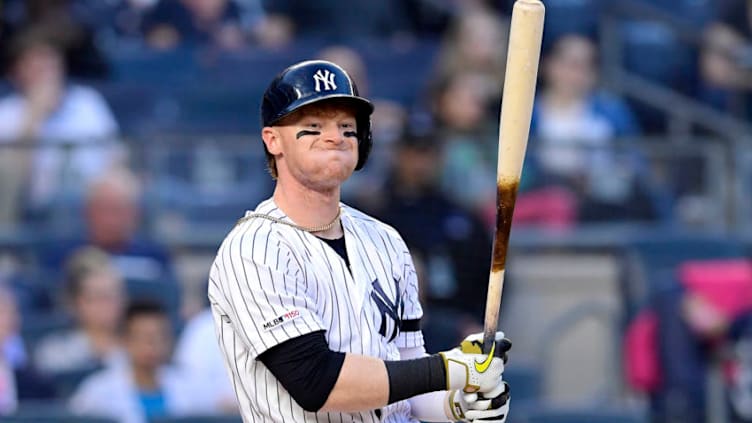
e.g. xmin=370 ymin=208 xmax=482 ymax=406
xmin=71 ymin=0 xmax=160 ymax=47
xmin=529 ymin=34 xmax=659 ymax=223
xmin=261 ymin=0 xmax=411 ymax=42
xmin=69 ymin=300 xmax=196 ymax=423
xmin=316 ymin=46 xmax=408 ymax=207
xmin=0 ymin=27 xmax=122 ymax=220
xmin=636 ymin=260 xmax=752 ymax=422
xmin=40 ymin=167 xmax=176 ymax=285
xmin=173 ymin=308 xmax=238 ymax=415
xmin=35 ymin=247 xmax=126 ymax=375
xmin=401 ymin=0 xmax=500 ymax=35
xmin=428 ymin=71 xmax=498 ymax=222
xmin=698 ymin=0 xmax=752 ymax=119
xmin=433 ymin=7 xmax=508 ymax=103
xmin=0 ymin=286 xmax=19 ymax=415
xmin=0 ymin=285 xmax=54 ymax=414
xmin=360 ymin=130 xmax=490 ymax=349
xmin=143 ymin=0 xmax=246 ymax=50
xmin=1 ymin=0 xmax=109 ymax=78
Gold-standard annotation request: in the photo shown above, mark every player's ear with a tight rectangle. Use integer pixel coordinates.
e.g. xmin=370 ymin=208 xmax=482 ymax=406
xmin=262 ymin=127 xmax=283 ymax=155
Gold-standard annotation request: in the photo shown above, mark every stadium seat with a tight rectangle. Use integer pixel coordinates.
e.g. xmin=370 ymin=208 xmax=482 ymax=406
xmin=109 ymin=46 xmax=199 ymax=85
xmin=125 ymin=278 xmax=182 ymax=326
xmin=50 ymin=365 xmax=103 ymax=398
xmin=540 ymin=0 xmax=601 ymax=47
xmin=623 ymin=235 xmax=747 ymax=315
xmin=20 ymin=311 xmax=74 ymax=352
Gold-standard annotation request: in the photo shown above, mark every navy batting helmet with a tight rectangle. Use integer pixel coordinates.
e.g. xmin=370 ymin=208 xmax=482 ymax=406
xmin=261 ymin=60 xmax=374 ymax=171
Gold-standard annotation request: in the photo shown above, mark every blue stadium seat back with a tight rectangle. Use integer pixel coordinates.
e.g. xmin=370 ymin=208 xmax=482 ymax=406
xmin=628 ymin=236 xmax=746 ymax=271
xmin=51 ymin=364 xmax=103 ymax=398
xmin=620 ymin=20 xmax=695 ymax=91
xmin=20 ymin=311 xmax=75 ymax=353
xmin=150 ymin=416 xmax=244 ymax=423
xmin=540 ymin=0 xmax=602 ymax=47
xmin=640 ymin=0 xmax=718 ymax=26
xmin=503 ymin=363 xmax=542 ymax=404
xmin=524 ymin=407 xmax=647 ymax=423
xmin=356 ymin=40 xmax=440 ymax=106
xmin=93 ymin=81 xmax=161 ymax=136
xmin=625 ymin=235 xmax=746 ymax=305
xmin=124 ymin=277 xmax=182 ymax=324
xmin=202 ymin=49 xmax=310 ymax=86
xmin=165 ymin=84 xmax=260 ymax=133
xmin=110 ymin=46 xmax=199 ymax=85
xmin=5 ymin=271 xmax=54 ymax=314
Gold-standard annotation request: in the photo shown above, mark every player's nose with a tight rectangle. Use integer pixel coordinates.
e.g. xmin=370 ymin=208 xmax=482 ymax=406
xmin=320 ymin=122 xmax=344 ymax=144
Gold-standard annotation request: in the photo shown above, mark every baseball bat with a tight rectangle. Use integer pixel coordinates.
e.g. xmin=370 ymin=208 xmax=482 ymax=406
xmin=483 ymin=0 xmax=545 ymax=353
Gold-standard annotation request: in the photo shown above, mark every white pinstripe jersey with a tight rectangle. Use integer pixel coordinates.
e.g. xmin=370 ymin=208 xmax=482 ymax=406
xmin=208 ymin=198 xmax=425 ymax=423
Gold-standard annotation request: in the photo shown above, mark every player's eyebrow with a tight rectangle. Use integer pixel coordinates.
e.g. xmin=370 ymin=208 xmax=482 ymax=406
xmin=296 ymin=130 xmax=321 ymax=139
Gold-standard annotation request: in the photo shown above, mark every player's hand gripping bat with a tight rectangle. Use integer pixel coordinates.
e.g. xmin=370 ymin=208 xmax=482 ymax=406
xmin=482 ymin=0 xmax=545 ymax=354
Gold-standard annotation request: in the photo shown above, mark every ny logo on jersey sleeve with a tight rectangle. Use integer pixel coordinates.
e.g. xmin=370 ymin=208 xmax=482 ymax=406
xmin=370 ymin=278 xmax=404 ymax=342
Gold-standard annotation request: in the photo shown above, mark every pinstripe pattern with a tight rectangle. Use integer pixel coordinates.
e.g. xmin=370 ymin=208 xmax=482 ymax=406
xmin=209 ymin=199 xmax=424 ymax=423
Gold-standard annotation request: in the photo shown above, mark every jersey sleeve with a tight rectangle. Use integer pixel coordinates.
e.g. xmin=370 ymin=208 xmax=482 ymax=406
xmin=395 ymin=240 xmax=425 ymax=350
xmin=209 ymin=225 xmax=325 ymax=359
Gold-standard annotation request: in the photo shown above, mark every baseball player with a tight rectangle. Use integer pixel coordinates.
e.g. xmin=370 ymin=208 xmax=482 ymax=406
xmin=208 ymin=60 xmax=512 ymax=423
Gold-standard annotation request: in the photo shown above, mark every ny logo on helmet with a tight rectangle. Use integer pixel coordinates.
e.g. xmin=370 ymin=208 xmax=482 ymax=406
xmin=313 ymin=69 xmax=337 ymax=92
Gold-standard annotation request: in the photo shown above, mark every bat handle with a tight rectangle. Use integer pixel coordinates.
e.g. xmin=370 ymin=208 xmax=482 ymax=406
xmin=482 ymin=269 xmax=505 ymax=355
xmin=482 ymin=329 xmax=498 ymax=356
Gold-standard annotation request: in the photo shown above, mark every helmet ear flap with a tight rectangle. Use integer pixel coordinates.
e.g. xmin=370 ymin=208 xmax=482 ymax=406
xmin=355 ymin=116 xmax=372 ymax=171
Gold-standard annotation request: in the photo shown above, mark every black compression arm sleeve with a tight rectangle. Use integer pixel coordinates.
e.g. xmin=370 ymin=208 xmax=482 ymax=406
xmin=258 ymin=330 xmax=345 ymax=412
xmin=259 ymin=331 xmax=446 ymax=410
xmin=384 ymin=355 xmax=447 ymax=404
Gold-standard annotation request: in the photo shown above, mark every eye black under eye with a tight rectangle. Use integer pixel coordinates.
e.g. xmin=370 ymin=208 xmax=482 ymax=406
xmin=296 ymin=130 xmax=321 ymax=139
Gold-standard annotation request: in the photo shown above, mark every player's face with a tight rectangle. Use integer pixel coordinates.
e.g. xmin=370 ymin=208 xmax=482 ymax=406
xmin=266 ymin=105 xmax=358 ymax=191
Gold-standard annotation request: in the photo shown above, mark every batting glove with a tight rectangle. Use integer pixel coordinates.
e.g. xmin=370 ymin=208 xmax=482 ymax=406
xmin=439 ymin=332 xmax=511 ymax=393
xmin=446 ymin=381 xmax=510 ymax=422
xmin=445 ymin=382 xmax=509 ymax=423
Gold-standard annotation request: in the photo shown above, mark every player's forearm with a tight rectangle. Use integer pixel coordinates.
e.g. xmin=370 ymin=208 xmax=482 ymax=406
xmin=321 ymin=352 xmax=447 ymax=413
xmin=409 ymin=391 xmax=452 ymax=422
xmin=320 ymin=354 xmax=389 ymax=412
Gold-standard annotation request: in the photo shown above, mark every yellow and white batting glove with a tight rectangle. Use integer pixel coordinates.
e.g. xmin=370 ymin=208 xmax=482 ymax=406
xmin=446 ymin=381 xmax=511 ymax=423
xmin=439 ymin=332 xmax=511 ymax=393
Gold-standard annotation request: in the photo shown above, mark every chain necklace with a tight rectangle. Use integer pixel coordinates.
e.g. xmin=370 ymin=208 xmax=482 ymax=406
xmin=235 ymin=208 xmax=341 ymax=233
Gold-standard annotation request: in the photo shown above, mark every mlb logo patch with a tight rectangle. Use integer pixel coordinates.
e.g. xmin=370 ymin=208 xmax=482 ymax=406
xmin=262 ymin=309 xmax=301 ymax=331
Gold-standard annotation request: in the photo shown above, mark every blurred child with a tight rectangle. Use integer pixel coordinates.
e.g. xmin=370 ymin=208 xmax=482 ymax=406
xmin=69 ymin=300 xmax=195 ymax=423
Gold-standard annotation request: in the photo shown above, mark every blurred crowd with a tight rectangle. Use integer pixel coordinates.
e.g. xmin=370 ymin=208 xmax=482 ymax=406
xmin=0 ymin=0 xmax=751 ymax=422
